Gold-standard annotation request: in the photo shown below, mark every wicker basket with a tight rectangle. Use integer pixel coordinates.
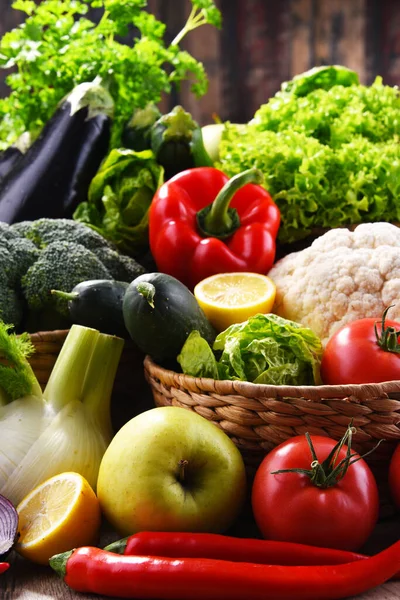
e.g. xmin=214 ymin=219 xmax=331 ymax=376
xmin=144 ymin=355 xmax=400 ymax=515
xmin=27 ymin=330 xmax=155 ymax=431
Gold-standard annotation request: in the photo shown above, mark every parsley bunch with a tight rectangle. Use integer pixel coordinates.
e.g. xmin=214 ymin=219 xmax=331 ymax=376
xmin=0 ymin=0 xmax=221 ymax=149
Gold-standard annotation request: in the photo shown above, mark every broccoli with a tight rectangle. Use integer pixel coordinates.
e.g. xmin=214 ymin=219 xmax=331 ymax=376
xmin=0 ymin=222 xmax=23 ymax=241
xmin=3 ymin=238 xmax=39 ymax=284
xmin=21 ymin=241 xmax=112 ymax=317
xmin=93 ymin=247 xmax=145 ymax=282
xmin=11 ymin=218 xmax=117 ymax=251
xmin=0 ymin=270 xmax=24 ymax=328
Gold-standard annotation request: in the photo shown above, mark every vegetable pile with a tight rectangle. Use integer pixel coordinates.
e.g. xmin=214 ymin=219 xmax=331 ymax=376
xmin=218 ymin=65 xmax=400 ymax=243
xmin=2 ymin=3 xmax=400 ymax=595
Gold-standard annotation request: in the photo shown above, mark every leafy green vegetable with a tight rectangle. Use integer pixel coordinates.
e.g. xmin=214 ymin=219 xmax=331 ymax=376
xmin=177 ymin=313 xmax=323 ymax=385
xmin=280 ymin=65 xmax=359 ymax=97
xmin=177 ymin=331 xmax=220 ymax=380
xmin=218 ymin=68 xmax=400 ymax=243
xmin=0 ymin=0 xmax=221 ymax=150
xmin=74 ymin=148 xmax=163 ymax=256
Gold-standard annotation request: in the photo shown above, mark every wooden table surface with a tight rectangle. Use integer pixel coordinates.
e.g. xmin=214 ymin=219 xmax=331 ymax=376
xmin=3 ymin=513 xmax=400 ymax=600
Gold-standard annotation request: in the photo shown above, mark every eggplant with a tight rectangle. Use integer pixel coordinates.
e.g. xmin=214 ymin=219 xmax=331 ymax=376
xmin=0 ymin=147 xmax=23 ymax=182
xmin=0 ymin=132 xmax=31 ymax=183
xmin=0 ymin=77 xmax=114 ymax=224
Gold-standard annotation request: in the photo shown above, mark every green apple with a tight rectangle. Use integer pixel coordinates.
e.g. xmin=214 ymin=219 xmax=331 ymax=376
xmin=97 ymin=406 xmax=247 ymax=536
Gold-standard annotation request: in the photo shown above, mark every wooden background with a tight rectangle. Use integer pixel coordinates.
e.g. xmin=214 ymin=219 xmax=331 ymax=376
xmin=0 ymin=0 xmax=399 ymax=125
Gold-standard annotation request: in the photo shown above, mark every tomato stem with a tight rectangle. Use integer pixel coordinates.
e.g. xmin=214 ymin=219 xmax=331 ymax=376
xmin=374 ymin=305 xmax=400 ymax=353
xmin=271 ymin=422 xmax=383 ymax=488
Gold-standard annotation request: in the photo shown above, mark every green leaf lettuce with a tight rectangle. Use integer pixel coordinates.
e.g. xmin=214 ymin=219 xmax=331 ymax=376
xmin=218 ymin=69 xmax=400 ymax=244
xmin=73 ymin=148 xmax=163 ymax=256
xmin=177 ymin=314 xmax=323 ymax=386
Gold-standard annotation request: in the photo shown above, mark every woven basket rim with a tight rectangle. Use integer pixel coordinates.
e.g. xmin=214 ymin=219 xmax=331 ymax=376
xmin=144 ymin=355 xmax=400 ymax=401
xmin=28 ymin=329 xmax=70 ymax=340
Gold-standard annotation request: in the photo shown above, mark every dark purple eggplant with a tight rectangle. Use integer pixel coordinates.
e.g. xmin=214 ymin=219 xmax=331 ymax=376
xmin=0 ymin=494 xmax=18 ymax=559
xmin=0 ymin=147 xmax=23 ymax=182
xmin=0 ymin=77 xmax=114 ymax=224
xmin=0 ymin=132 xmax=31 ymax=183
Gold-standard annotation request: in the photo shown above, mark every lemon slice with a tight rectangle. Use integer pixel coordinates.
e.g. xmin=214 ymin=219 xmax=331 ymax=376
xmin=16 ymin=472 xmax=101 ymax=565
xmin=194 ymin=272 xmax=277 ymax=332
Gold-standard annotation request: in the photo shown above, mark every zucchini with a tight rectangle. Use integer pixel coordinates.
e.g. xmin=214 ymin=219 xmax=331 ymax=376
xmin=0 ymin=77 xmax=114 ymax=224
xmin=122 ymin=273 xmax=216 ymax=364
xmin=122 ymin=103 xmax=161 ymax=152
xmin=150 ymin=105 xmax=213 ymax=181
xmin=51 ymin=279 xmax=129 ymax=338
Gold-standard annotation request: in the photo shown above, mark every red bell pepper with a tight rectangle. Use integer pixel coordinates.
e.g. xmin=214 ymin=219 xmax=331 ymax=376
xmin=149 ymin=167 xmax=280 ymax=289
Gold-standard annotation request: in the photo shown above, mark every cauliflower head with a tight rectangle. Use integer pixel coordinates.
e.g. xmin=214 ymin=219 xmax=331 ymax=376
xmin=269 ymin=222 xmax=400 ymax=345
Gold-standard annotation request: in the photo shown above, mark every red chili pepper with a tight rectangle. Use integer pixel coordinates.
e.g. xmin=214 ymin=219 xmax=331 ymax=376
xmin=50 ymin=541 xmax=400 ymax=600
xmin=105 ymin=530 xmax=366 ymax=565
xmin=0 ymin=562 xmax=9 ymax=574
xmin=105 ymin=532 xmax=400 ymax=581
xmin=149 ymin=167 xmax=280 ymax=289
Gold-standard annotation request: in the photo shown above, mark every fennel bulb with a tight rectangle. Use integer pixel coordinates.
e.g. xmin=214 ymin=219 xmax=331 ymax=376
xmin=0 ymin=323 xmax=124 ymax=505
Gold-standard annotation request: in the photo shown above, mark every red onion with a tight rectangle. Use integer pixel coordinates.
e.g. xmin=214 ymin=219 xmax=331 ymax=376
xmin=0 ymin=494 xmax=18 ymax=559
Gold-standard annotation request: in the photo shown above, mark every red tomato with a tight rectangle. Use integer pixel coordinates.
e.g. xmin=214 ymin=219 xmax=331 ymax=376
xmin=389 ymin=444 xmax=400 ymax=509
xmin=321 ymin=314 xmax=400 ymax=385
xmin=251 ymin=434 xmax=379 ymax=551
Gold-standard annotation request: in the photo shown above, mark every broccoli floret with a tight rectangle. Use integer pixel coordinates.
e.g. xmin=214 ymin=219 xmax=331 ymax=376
xmin=11 ymin=218 xmax=117 ymax=251
xmin=93 ymin=247 xmax=146 ymax=282
xmin=21 ymin=241 xmax=112 ymax=317
xmin=2 ymin=237 xmax=40 ymax=284
xmin=0 ymin=245 xmax=14 ymax=283
xmin=0 ymin=221 xmax=23 ymax=241
xmin=0 ymin=270 xmax=24 ymax=328
xmin=9 ymin=221 xmax=33 ymax=239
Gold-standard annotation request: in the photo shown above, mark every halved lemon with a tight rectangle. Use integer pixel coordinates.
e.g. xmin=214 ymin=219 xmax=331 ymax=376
xmin=194 ymin=272 xmax=277 ymax=332
xmin=16 ymin=472 xmax=101 ymax=565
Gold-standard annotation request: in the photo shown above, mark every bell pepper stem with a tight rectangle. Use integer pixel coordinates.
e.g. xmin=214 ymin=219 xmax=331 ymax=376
xmin=196 ymin=168 xmax=264 ymax=239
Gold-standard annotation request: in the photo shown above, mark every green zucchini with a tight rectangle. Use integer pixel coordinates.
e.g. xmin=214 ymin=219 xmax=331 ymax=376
xmin=150 ymin=105 xmax=213 ymax=181
xmin=122 ymin=273 xmax=216 ymax=364
xmin=122 ymin=103 xmax=161 ymax=152
xmin=51 ymin=279 xmax=129 ymax=337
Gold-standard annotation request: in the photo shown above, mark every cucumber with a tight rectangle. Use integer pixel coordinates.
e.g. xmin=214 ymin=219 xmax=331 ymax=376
xmin=51 ymin=279 xmax=129 ymax=337
xmin=122 ymin=273 xmax=216 ymax=364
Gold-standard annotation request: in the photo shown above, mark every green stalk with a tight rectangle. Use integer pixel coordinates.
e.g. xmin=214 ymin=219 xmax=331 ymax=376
xmin=81 ymin=332 xmax=125 ymax=438
xmin=44 ymin=325 xmax=100 ymax=412
xmin=171 ymin=6 xmax=206 ymax=46
xmin=49 ymin=550 xmax=73 ymax=578
xmin=103 ymin=537 xmax=129 ymax=554
xmin=196 ymin=168 xmax=264 ymax=239
xmin=51 ymin=289 xmax=79 ymax=302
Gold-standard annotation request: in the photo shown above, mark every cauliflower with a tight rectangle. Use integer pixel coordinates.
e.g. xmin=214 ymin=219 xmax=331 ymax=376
xmin=269 ymin=222 xmax=400 ymax=345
